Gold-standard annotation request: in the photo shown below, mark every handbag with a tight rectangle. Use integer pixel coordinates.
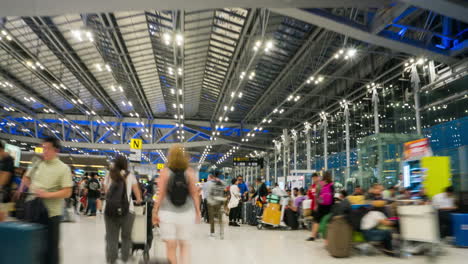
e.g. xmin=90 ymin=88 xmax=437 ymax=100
xmin=24 ymin=197 xmax=49 ymax=225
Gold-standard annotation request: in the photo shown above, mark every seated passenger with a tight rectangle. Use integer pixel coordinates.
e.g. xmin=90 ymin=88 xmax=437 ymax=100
xmin=353 ymin=185 xmax=364 ymax=196
xmin=382 ymin=186 xmax=396 ymax=201
xmin=293 ymin=188 xmax=307 ymax=214
xmin=366 ymin=183 xmax=384 ymax=200
xmin=361 ymin=201 xmax=395 ymax=255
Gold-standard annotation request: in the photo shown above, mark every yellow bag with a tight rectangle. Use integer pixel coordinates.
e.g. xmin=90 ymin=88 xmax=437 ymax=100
xmin=262 ymin=203 xmax=281 ymax=225
xmin=347 ymin=195 xmax=365 ymax=205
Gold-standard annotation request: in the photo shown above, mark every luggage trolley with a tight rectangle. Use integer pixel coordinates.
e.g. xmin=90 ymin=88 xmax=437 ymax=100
xmin=257 ymin=195 xmax=290 ymax=230
xmin=131 ymin=201 xmax=154 ymax=263
xmin=397 ymin=204 xmax=443 ymax=261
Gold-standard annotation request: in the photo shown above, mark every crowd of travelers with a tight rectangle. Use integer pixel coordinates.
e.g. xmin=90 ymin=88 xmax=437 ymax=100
xmin=0 ymin=138 xmax=464 ymax=263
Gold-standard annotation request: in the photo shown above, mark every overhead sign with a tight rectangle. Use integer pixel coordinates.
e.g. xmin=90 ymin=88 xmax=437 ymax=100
xmin=233 ymin=157 xmax=262 ymax=167
xmin=403 ymin=138 xmax=432 ymax=161
xmin=129 ymin=138 xmax=142 ymax=162
xmin=157 ymin=163 xmax=165 ymax=170
xmin=130 ymin=138 xmax=142 ymax=150
xmin=34 ymin=147 xmax=43 ymax=153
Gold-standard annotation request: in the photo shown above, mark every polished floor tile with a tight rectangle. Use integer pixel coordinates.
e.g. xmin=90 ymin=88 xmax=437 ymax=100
xmin=61 ymin=214 xmax=467 ymax=264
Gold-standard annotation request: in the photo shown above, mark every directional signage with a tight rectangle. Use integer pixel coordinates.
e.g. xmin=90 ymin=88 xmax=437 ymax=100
xmin=130 ymin=139 xmax=142 ymax=150
xmin=34 ymin=147 xmax=43 ymax=153
xmin=233 ymin=157 xmax=262 ymax=167
xmin=129 ymin=138 xmax=142 ymax=162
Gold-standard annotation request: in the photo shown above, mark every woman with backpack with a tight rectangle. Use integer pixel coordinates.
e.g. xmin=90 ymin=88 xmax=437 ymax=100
xmin=307 ymin=171 xmax=334 ymax=241
xmin=152 ymin=144 xmax=201 ymax=264
xmin=103 ymin=156 xmax=142 ymax=264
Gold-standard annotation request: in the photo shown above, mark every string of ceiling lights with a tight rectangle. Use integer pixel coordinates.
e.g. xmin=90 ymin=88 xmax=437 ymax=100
xmin=241 ymin=47 xmax=358 ymax=146
xmin=210 ymin=39 xmax=274 ymax=166
xmin=283 ymin=56 xmax=430 ymax=147
xmin=0 ymin=28 xmax=123 ymax=143
xmin=206 ymin=11 xmax=273 ymax=167
xmin=0 ymin=79 xmax=94 ymax=141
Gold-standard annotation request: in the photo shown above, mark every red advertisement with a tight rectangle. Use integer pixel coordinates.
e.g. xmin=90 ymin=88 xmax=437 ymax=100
xmin=403 ymin=138 xmax=432 ymax=160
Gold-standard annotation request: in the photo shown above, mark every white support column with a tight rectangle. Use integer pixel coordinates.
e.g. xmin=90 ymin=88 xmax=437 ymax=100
xmin=266 ymin=157 xmax=270 ymax=183
xmin=411 ymin=65 xmax=422 ymax=134
xmin=372 ymin=86 xmax=380 ymax=134
xmin=341 ymin=101 xmax=351 ymax=182
xmin=320 ymin=112 xmax=328 ymax=170
xmin=305 ymin=122 xmax=311 ymax=171
xmin=282 ymin=129 xmax=289 ymax=179
xmin=291 ymin=129 xmax=297 ymax=176
xmin=91 ymin=121 xmax=94 ymax=143
xmin=274 ymin=143 xmax=278 ymax=184
xmin=62 ymin=121 xmax=66 ymax=141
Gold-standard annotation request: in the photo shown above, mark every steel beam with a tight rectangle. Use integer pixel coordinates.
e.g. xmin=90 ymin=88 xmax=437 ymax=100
xmin=369 ymin=3 xmax=412 ymax=34
xmin=0 ymin=134 xmax=233 ymax=150
xmin=270 ymin=8 xmax=458 ymax=65
xmin=6 ymin=113 xmax=250 ymax=128
xmin=209 ymin=9 xmax=256 ymax=123
xmin=23 ymin=17 xmax=123 ymax=118
xmin=398 ymin=0 xmax=468 ymax=24
xmin=242 ymin=26 xmax=327 ymax=123
xmin=0 ymin=0 xmax=392 ymax=17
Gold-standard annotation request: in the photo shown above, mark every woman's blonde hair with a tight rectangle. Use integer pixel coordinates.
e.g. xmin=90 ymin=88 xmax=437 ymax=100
xmin=166 ymin=144 xmax=189 ymax=170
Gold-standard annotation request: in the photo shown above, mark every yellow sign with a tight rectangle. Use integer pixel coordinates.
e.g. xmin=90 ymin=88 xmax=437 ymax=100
xmin=157 ymin=163 xmax=165 ymax=170
xmin=34 ymin=147 xmax=43 ymax=153
xmin=130 ymin=139 xmax=142 ymax=150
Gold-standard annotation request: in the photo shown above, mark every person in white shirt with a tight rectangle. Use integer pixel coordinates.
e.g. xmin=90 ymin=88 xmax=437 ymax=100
xmin=432 ymin=186 xmax=457 ymax=238
xmin=432 ymin=186 xmax=456 ymax=210
xmin=201 ymin=175 xmax=214 ymax=223
xmin=361 ymin=202 xmax=395 ymax=254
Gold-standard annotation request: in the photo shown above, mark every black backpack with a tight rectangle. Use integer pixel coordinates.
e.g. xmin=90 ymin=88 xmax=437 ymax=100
xmin=167 ymin=169 xmax=189 ymax=207
xmin=105 ymin=179 xmax=129 ymax=217
xmin=209 ymin=180 xmax=225 ymax=205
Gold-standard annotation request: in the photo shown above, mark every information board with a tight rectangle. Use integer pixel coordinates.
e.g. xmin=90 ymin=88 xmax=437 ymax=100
xmin=233 ymin=157 xmax=262 ymax=167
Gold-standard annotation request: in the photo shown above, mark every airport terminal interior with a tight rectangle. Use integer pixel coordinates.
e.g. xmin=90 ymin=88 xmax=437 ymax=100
xmin=0 ymin=0 xmax=468 ymax=263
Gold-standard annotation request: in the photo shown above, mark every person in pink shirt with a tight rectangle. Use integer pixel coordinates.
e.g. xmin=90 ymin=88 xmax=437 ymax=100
xmin=306 ymin=173 xmax=321 ymax=241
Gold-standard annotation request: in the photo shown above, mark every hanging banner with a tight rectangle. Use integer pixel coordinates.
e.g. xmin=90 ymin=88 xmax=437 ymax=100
xmin=129 ymin=139 xmax=142 ymax=162
xmin=403 ymin=138 xmax=432 ymax=161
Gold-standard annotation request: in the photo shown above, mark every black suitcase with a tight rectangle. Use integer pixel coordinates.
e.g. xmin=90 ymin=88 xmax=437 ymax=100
xmin=248 ymin=204 xmax=262 ymax=226
xmin=284 ymin=209 xmax=299 ymax=230
xmin=241 ymin=202 xmax=248 ymax=224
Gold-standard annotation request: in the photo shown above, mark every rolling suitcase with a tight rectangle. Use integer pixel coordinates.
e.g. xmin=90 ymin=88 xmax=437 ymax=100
xmin=0 ymin=221 xmax=45 ymax=264
xmin=326 ymin=215 xmax=353 ymax=258
xmin=452 ymin=213 xmax=468 ymax=247
xmin=241 ymin=202 xmax=248 ymax=224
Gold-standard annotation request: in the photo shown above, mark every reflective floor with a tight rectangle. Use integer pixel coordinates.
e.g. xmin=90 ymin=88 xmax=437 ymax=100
xmin=62 ymin=214 xmax=467 ymax=264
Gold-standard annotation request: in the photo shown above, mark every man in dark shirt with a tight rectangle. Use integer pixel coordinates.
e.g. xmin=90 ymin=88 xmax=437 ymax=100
xmin=86 ymin=173 xmax=101 ymax=216
xmin=254 ymin=177 xmax=268 ymax=204
xmin=0 ymin=141 xmax=15 ymax=203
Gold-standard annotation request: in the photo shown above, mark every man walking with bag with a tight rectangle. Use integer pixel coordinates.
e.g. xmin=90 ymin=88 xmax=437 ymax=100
xmin=206 ymin=172 xmax=226 ymax=239
xmin=18 ymin=137 xmax=73 ymax=264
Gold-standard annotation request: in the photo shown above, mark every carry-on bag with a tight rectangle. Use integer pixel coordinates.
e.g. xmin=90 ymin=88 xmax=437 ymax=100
xmin=326 ymin=215 xmax=353 ymax=258
xmin=0 ymin=221 xmax=45 ymax=264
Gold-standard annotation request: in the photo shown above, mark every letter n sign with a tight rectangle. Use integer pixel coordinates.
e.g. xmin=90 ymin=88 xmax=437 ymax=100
xmin=130 ymin=139 xmax=142 ymax=150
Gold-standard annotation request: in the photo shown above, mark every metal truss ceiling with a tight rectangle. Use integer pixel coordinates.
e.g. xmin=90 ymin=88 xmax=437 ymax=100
xmin=0 ymin=2 xmax=466 ymax=166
